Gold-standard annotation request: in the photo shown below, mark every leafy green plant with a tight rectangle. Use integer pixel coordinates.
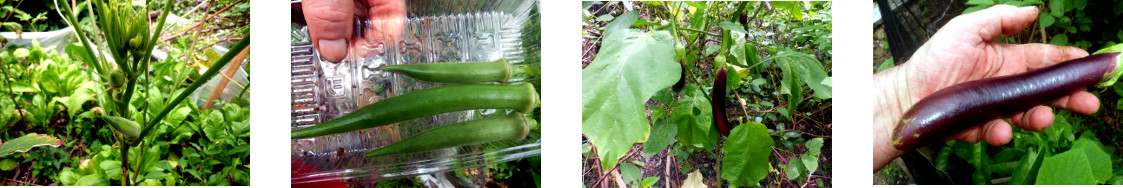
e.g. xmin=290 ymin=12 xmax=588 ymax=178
xmin=582 ymin=1 xmax=831 ymax=187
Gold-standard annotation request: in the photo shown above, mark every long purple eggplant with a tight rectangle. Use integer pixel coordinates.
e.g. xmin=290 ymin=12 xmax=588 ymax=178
xmin=891 ymin=46 xmax=1123 ymax=151
xmin=713 ymin=66 xmax=730 ymax=136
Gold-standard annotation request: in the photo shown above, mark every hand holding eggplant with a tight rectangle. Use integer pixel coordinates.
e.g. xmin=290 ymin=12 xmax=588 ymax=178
xmin=872 ymin=5 xmax=1104 ymax=171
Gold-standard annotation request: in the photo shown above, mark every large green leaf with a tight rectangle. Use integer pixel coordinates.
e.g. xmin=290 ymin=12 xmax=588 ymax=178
xmin=1073 ymin=137 xmax=1112 ymax=182
xmin=1035 ymin=137 xmax=1110 ymax=185
xmin=603 ymin=11 xmax=639 ymax=38
xmin=721 ymin=122 xmax=773 ymax=187
xmin=673 ymin=84 xmax=716 ymax=150
xmin=643 ymin=118 xmax=677 ymax=157
xmin=0 ymin=133 xmax=62 ymax=157
xmin=776 ymin=50 xmax=831 ymax=99
xmin=582 ymin=28 xmax=680 ymax=170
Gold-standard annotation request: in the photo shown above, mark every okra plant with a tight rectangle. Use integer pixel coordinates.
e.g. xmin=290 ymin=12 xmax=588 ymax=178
xmin=54 ymin=0 xmax=250 ymax=185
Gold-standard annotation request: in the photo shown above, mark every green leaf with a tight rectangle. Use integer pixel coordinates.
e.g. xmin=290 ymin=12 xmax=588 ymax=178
xmin=683 ymin=170 xmax=706 ymax=188
xmin=1038 ymin=13 xmax=1054 ymax=28
xmin=729 ymin=31 xmax=749 ymax=67
xmin=145 ymin=170 xmax=167 ymax=180
xmin=639 ymin=177 xmax=660 ymax=188
xmin=0 ymin=159 xmax=15 ymax=171
xmin=60 ymin=168 xmax=80 ymax=185
xmin=596 ymin=14 xmax=615 ymax=22
xmin=806 ymin=138 xmax=824 ymax=156
xmin=801 ymin=154 xmax=818 ymax=174
xmin=0 ymin=133 xmax=62 ymax=157
xmin=603 ymin=11 xmax=640 ymax=38
xmin=1049 ymin=34 xmax=1068 ymax=46
xmin=77 ymin=174 xmax=108 ymax=186
xmin=718 ymin=21 xmax=748 ymax=34
xmin=726 ymin=64 xmax=742 ymax=92
xmin=1036 ymin=148 xmax=1096 ymax=184
xmin=705 ymin=45 xmax=720 ymax=56
xmin=721 ymin=122 xmax=773 ymax=187
xmin=65 ymin=82 xmax=98 ymax=118
xmin=877 ymin=57 xmax=894 ymax=72
xmin=786 ymin=155 xmax=805 ymax=180
xmin=777 ymin=50 xmax=831 ymax=99
xmin=643 ymin=119 xmax=677 ymax=158
xmin=621 ymin=163 xmax=641 ymax=185
xmin=1049 ymin=0 xmax=1065 ymax=17
xmin=965 ymin=0 xmax=995 ymax=6
xmin=1009 ymin=148 xmax=1042 ymax=185
xmin=1073 ymin=137 xmax=1112 ymax=182
xmin=100 ymin=160 xmax=121 ymax=180
xmin=673 ymin=84 xmax=716 ymax=150
xmin=582 ymin=29 xmax=679 ymax=170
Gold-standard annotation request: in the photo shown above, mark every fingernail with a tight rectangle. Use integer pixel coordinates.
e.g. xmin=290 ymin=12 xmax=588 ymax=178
xmin=1020 ymin=6 xmax=1037 ymax=11
xmin=318 ymin=39 xmax=348 ymax=63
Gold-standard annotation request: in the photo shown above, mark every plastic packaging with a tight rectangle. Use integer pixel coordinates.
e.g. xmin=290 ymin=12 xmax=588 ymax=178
xmin=290 ymin=0 xmax=540 ymax=185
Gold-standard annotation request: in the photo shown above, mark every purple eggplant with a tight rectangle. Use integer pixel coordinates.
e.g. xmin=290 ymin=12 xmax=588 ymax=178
xmin=892 ymin=50 xmax=1123 ymax=150
xmin=713 ymin=66 xmax=730 ymax=136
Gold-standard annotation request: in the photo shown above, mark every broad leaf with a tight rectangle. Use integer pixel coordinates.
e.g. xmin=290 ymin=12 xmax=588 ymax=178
xmin=776 ymin=50 xmax=831 ymax=99
xmin=603 ymin=11 xmax=639 ymax=38
xmin=639 ymin=177 xmax=660 ymax=188
xmin=0 ymin=133 xmax=62 ymax=157
xmin=673 ymin=84 xmax=716 ymax=150
xmin=801 ymin=154 xmax=818 ymax=175
xmin=1073 ymin=137 xmax=1111 ymax=182
xmin=721 ymin=122 xmax=773 ymax=187
xmin=683 ymin=170 xmax=706 ymax=188
xmin=786 ymin=155 xmax=805 ymax=180
xmin=621 ymin=163 xmax=641 ymax=185
xmin=1009 ymin=148 xmax=1041 ymax=185
xmin=643 ymin=118 xmax=677 ymax=157
xmin=728 ymin=31 xmax=749 ymax=67
xmin=1038 ymin=13 xmax=1054 ymax=28
xmin=582 ymin=28 xmax=679 ymax=170
xmin=0 ymin=159 xmax=15 ymax=171
xmin=718 ymin=21 xmax=748 ymax=34
xmin=1036 ymin=151 xmax=1094 ymax=184
xmin=77 ymin=174 xmax=109 ymax=186
xmin=806 ymin=138 xmax=824 ymax=156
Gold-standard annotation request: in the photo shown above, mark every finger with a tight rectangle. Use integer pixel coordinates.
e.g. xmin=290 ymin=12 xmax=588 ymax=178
xmin=1047 ymin=91 xmax=1101 ymax=114
xmin=950 ymin=124 xmax=985 ymax=143
xmin=1006 ymin=106 xmax=1054 ymax=132
xmin=943 ymin=5 xmax=1038 ymax=42
xmin=351 ymin=0 xmax=407 ymax=57
xmin=1004 ymin=43 xmax=1090 ymax=70
xmin=303 ymin=0 xmax=354 ymax=62
xmin=984 ymin=120 xmax=1013 ymax=146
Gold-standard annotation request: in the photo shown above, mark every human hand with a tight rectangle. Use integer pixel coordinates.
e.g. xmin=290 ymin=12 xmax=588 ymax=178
xmin=303 ymin=0 xmax=406 ymax=62
xmin=872 ymin=5 xmax=1100 ymax=171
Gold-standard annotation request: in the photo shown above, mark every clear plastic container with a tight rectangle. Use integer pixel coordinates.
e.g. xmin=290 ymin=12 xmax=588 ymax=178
xmin=290 ymin=0 xmax=540 ymax=185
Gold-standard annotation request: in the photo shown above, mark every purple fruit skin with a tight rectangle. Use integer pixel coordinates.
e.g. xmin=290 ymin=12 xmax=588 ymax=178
xmin=713 ymin=66 xmax=730 ymax=136
xmin=892 ymin=52 xmax=1120 ymax=150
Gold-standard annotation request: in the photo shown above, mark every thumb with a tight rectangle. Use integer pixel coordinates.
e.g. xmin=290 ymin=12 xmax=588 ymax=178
xmin=303 ymin=0 xmax=354 ymax=62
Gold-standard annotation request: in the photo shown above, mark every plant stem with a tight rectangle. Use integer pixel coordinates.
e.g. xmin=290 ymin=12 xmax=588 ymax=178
xmin=134 ymin=28 xmax=249 ymax=145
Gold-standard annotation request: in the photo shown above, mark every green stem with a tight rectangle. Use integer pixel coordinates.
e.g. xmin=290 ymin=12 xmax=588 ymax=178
xmin=678 ymin=27 xmax=720 ymax=37
xmin=134 ymin=28 xmax=249 ymax=145
xmin=121 ymin=0 xmax=173 ymax=114
xmin=54 ymin=0 xmax=107 ymax=76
